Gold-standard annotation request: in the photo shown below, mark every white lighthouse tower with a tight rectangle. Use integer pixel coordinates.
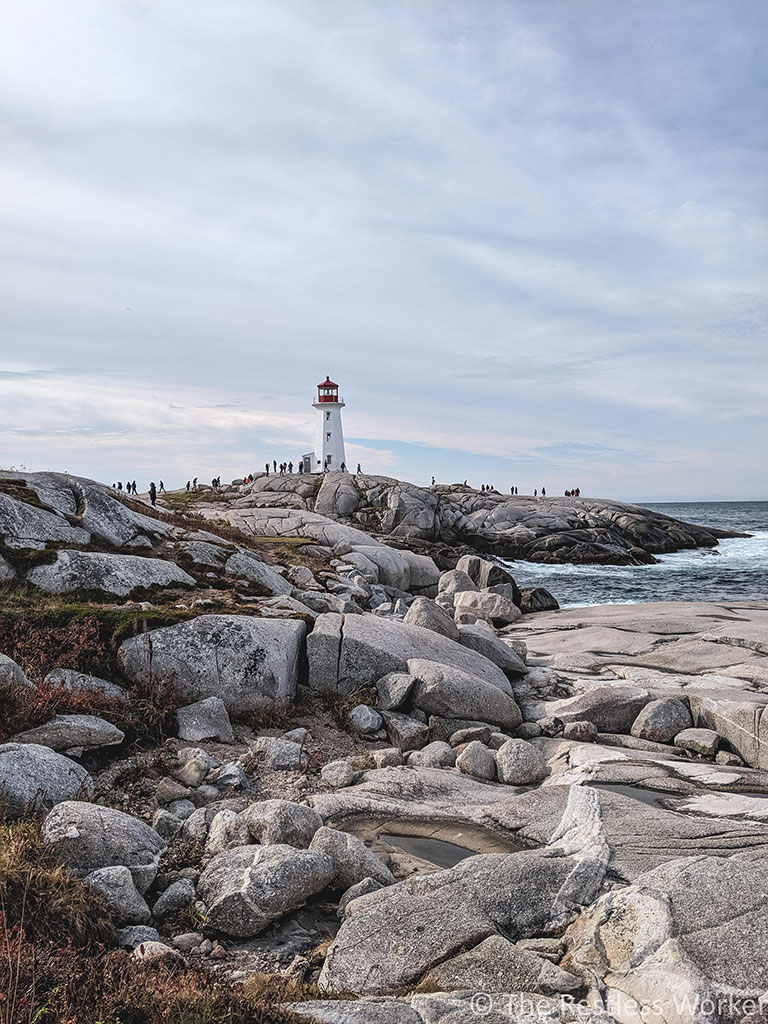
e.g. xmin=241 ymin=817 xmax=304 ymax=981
xmin=309 ymin=376 xmax=347 ymax=473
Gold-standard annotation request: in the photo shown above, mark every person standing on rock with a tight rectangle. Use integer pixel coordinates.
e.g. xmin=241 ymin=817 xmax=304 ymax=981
xmin=186 ymin=481 xmax=190 ymax=491
xmin=431 ymin=476 xmax=435 ymax=485
xmin=542 ymin=486 xmax=546 ymax=496
xmin=159 ymin=480 xmax=165 ymax=493
xmin=534 ymin=488 xmax=537 ymax=496
xmin=356 ymin=463 xmax=362 ymax=474
xmin=340 ymin=461 xmax=346 ymax=472
xmin=288 ymin=461 xmax=293 ymax=473
xmin=149 ymin=482 xmax=157 ymax=506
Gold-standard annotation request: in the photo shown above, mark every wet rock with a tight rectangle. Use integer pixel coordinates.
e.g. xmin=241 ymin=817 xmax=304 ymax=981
xmin=176 ymin=696 xmax=234 ymax=743
xmin=0 ymin=743 xmax=93 ymax=818
xmin=309 ymin=826 xmax=395 ymax=890
xmin=519 ymin=587 xmax=560 ymax=612
xmin=631 ymin=697 xmax=692 ymax=743
xmin=119 ymin=615 xmax=305 ymax=713
xmin=84 ymin=865 xmax=151 ymax=925
xmin=240 ymin=799 xmax=322 ymax=848
xmin=197 ymin=844 xmax=335 ymax=937
xmin=455 ymin=740 xmax=496 ymax=780
xmin=495 ymin=738 xmax=548 ymax=784
xmin=27 ymin=550 xmax=195 ymax=596
xmin=42 ymin=801 xmax=166 ymax=892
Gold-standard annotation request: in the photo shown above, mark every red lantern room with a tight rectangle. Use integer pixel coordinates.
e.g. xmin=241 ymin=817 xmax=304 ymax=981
xmin=316 ymin=377 xmax=340 ymax=403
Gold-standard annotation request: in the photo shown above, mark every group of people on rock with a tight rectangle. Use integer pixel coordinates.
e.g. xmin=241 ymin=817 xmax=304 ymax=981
xmin=113 ymin=480 xmax=138 ymax=494
xmin=265 ymin=461 xmax=297 ymax=476
xmin=185 ymin=478 xmax=199 ymax=491
xmin=480 ymin=484 xmax=500 ymax=493
xmin=564 ymin=488 xmax=581 ymax=496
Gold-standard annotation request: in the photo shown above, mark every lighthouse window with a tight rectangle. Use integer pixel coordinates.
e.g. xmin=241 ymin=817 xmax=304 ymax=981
xmin=326 ymin=432 xmax=332 ymax=441
xmin=326 ymin=412 xmax=331 ymax=420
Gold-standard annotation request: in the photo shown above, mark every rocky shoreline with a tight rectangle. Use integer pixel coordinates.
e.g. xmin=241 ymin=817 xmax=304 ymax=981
xmin=1 ymin=469 xmax=766 ymax=1023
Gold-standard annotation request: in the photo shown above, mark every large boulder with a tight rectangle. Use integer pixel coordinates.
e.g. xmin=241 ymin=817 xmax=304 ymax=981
xmin=547 ymin=686 xmax=653 ymax=733
xmin=0 ymin=491 xmax=90 ymax=549
xmin=403 ymin=597 xmax=460 ymax=641
xmin=83 ymin=866 xmax=151 ymax=926
xmin=436 ymin=569 xmax=477 ymax=599
xmin=349 ymin=545 xmax=410 ymax=590
xmin=44 ymin=668 xmax=127 ymax=701
xmin=307 ymin=613 xmax=511 ymax=697
xmin=398 ymin=551 xmax=440 ymax=596
xmin=176 ymin=697 xmax=234 ymax=743
xmin=41 ymin=801 xmax=166 ymax=893
xmin=0 ymin=743 xmax=93 ymax=817
xmin=453 ymin=589 xmax=522 ymax=627
xmin=565 ymin=855 xmax=768 ymax=1024
xmin=26 ymin=550 xmax=195 ymax=596
xmin=0 ymin=654 xmax=33 ymax=691
xmin=196 ymin=844 xmax=335 ymax=937
xmin=309 ymin=826 xmax=395 ymax=890
xmin=457 ymin=623 xmax=527 ymax=675
xmin=456 ymin=555 xmax=518 ymax=595
xmin=240 ymin=799 xmax=323 ymax=848
xmin=12 ymin=714 xmax=124 ymax=752
xmin=495 ymin=738 xmax=548 ymax=784
xmin=408 ymin=659 xmax=522 ymax=730
xmin=223 ymin=551 xmax=293 ymax=595
xmin=631 ymin=698 xmax=692 ymax=744
xmin=118 ymin=615 xmax=305 ymax=712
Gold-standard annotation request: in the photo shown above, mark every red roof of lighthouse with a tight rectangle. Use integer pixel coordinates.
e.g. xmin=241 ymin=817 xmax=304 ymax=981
xmin=317 ymin=376 xmax=339 ymax=389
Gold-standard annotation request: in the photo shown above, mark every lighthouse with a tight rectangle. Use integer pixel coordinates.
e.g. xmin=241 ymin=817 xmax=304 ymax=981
xmin=308 ymin=376 xmax=347 ymax=473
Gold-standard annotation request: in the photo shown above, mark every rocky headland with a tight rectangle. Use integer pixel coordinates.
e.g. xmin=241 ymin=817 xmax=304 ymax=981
xmin=0 ymin=468 xmax=766 ymax=1023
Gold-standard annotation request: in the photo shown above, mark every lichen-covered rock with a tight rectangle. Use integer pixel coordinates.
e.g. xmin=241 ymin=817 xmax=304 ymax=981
xmin=41 ymin=801 xmax=166 ymax=892
xmin=0 ymin=491 xmax=90 ymax=549
xmin=197 ymin=844 xmax=335 ymax=937
xmin=423 ymin=934 xmax=579 ymax=995
xmin=44 ymin=668 xmax=127 ymax=701
xmin=0 ymin=743 xmax=93 ymax=817
xmin=26 ymin=550 xmax=195 ymax=596
xmin=224 ymin=551 xmax=293 ymax=595
xmin=118 ymin=615 xmax=305 ymax=712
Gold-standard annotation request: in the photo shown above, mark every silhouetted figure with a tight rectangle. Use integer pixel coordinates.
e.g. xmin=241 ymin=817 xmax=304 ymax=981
xmin=273 ymin=460 xmax=277 ymax=473
xmin=186 ymin=481 xmax=190 ymax=491
xmin=431 ymin=476 xmax=435 ymax=485
xmin=159 ymin=480 xmax=165 ymax=493
xmin=192 ymin=477 xmax=198 ymax=490
xmin=481 ymin=484 xmax=485 ymax=492
xmin=117 ymin=481 xmax=123 ymax=491
xmin=298 ymin=463 xmax=303 ymax=475
xmin=340 ymin=462 xmax=346 ymax=472
xmin=149 ymin=482 xmax=157 ymax=506
xmin=356 ymin=463 xmax=362 ymax=474
xmin=265 ymin=463 xmax=269 ymax=475
xmin=288 ymin=461 xmax=293 ymax=474
xmin=541 ymin=487 xmax=546 ymax=497
xmin=534 ymin=488 xmax=537 ymax=497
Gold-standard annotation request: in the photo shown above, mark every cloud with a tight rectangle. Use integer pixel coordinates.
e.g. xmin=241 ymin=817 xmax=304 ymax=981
xmin=0 ymin=0 xmax=766 ymax=499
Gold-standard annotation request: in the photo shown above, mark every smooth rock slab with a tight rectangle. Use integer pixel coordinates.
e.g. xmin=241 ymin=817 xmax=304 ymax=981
xmin=12 ymin=714 xmax=124 ymax=752
xmin=41 ymin=801 xmax=166 ymax=892
xmin=197 ymin=844 xmax=335 ymax=937
xmin=26 ymin=550 xmax=195 ymax=596
xmin=424 ymin=934 xmax=579 ymax=995
xmin=0 ymin=743 xmax=93 ymax=817
xmin=224 ymin=551 xmax=293 ymax=595
xmin=0 ymin=492 xmax=90 ymax=550
xmin=118 ymin=614 xmax=305 ymax=712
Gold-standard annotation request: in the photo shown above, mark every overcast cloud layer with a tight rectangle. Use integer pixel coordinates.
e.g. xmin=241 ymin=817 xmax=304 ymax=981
xmin=1 ymin=0 xmax=766 ymax=500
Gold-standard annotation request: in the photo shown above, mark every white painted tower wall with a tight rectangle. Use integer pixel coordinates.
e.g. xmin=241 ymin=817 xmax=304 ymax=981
xmin=312 ymin=398 xmax=346 ymax=472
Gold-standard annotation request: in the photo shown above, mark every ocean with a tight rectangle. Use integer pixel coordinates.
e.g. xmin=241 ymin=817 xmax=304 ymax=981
xmin=504 ymin=501 xmax=768 ymax=608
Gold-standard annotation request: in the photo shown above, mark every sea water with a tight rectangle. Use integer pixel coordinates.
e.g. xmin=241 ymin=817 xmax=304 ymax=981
xmin=504 ymin=501 xmax=768 ymax=608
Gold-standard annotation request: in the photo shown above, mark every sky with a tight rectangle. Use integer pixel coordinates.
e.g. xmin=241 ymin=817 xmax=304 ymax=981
xmin=1 ymin=0 xmax=766 ymax=501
